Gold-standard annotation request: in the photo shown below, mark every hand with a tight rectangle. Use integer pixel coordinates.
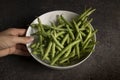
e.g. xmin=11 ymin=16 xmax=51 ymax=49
xmin=0 ymin=28 xmax=34 ymax=57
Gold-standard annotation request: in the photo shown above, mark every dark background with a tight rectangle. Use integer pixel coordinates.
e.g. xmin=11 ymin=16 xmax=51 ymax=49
xmin=0 ymin=0 xmax=120 ymax=80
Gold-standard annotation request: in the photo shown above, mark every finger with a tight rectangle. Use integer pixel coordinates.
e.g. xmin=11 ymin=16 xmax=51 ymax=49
xmin=0 ymin=47 xmax=16 ymax=57
xmin=19 ymin=45 xmax=29 ymax=53
xmin=0 ymin=49 xmax=9 ymax=57
xmin=14 ymin=49 xmax=30 ymax=56
xmin=13 ymin=44 xmax=30 ymax=56
xmin=0 ymin=46 xmax=30 ymax=57
xmin=16 ymin=44 xmax=30 ymax=55
xmin=12 ymin=36 xmax=34 ymax=44
xmin=0 ymin=28 xmax=26 ymax=36
xmin=8 ymin=28 xmax=26 ymax=36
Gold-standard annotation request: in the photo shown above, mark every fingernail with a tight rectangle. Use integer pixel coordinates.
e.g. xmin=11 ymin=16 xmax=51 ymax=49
xmin=28 ymin=37 xmax=34 ymax=42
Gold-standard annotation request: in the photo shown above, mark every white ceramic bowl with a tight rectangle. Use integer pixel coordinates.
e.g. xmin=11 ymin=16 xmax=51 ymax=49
xmin=26 ymin=10 xmax=96 ymax=70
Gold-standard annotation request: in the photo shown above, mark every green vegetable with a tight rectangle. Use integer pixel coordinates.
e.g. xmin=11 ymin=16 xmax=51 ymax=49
xmin=66 ymin=25 xmax=75 ymax=40
xmin=51 ymin=34 xmax=64 ymax=49
xmin=42 ymin=41 xmax=52 ymax=60
xmin=61 ymin=34 xmax=69 ymax=45
xmin=51 ymin=39 xmax=81 ymax=65
xmin=51 ymin=43 xmax=56 ymax=59
xmin=30 ymin=8 xmax=97 ymax=66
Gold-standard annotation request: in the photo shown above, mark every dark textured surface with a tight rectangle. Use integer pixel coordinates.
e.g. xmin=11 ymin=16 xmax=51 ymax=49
xmin=0 ymin=0 xmax=120 ymax=80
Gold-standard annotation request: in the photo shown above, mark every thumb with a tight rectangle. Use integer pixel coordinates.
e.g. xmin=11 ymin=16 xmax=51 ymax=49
xmin=13 ymin=36 xmax=34 ymax=44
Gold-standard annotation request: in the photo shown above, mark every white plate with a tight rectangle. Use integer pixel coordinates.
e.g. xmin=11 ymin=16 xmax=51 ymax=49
xmin=26 ymin=10 xmax=96 ymax=69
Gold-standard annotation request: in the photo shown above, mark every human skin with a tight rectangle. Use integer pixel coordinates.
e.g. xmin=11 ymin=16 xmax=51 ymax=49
xmin=0 ymin=28 xmax=34 ymax=57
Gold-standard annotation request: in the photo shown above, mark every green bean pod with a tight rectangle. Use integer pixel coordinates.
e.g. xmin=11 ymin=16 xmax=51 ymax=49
xmin=51 ymin=39 xmax=81 ymax=65
xmin=51 ymin=34 xmax=64 ymax=49
xmin=43 ymin=41 xmax=52 ymax=60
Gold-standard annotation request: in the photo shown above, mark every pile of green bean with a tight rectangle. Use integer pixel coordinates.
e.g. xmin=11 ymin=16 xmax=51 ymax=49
xmin=30 ymin=8 xmax=97 ymax=66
